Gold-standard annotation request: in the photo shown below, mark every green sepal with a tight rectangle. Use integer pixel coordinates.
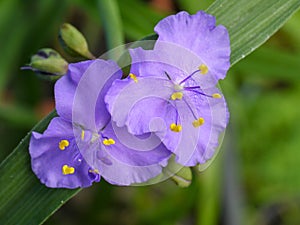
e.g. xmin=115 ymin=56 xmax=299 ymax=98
xmin=164 ymin=156 xmax=192 ymax=188
xmin=136 ymin=156 xmax=192 ymax=188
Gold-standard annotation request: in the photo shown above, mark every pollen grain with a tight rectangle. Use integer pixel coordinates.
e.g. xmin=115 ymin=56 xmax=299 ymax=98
xmin=199 ymin=64 xmax=208 ymax=75
xmin=192 ymin=117 xmax=205 ymax=127
xmin=129 ymin=73 xmax=138 ymax=83
xmin=62 ymin=165 xmax=75 ymax=175
xmin=171 ymin=92 xmax=183 ymax=100
xmin=103 ymin=138 xmax=115 ymax=146
xmin=170 ymin=123 xmax=182 ymax=132
xmin=59 ymin=140 xmax=69 ymax=150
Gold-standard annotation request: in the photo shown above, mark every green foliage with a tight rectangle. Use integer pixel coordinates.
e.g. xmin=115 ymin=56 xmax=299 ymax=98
xmin=0 ymin=111 xmax=80 ymax=225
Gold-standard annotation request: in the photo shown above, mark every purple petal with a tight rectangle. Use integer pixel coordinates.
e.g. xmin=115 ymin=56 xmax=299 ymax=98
xmin=130 ymin=46 xmax=219 ymax=88
xmin=55 ymin=59 xmax=122 ymax=129
xmin=126 ymin=97 xmax=177 ymax=135
xmin=55 ymin=60 xmax=95 ymax=121
xmin=79 ymin=122 xmax=171 ymax=185
xmin=29 ymin=117 xmax=100 ymax=188
xmin=154 ymin=11 xmax=230 ymax=81
xmin=105 ymin=76 xmax=173 ymax=128
xmin=130 ymin=47 xmax=186 ymax=81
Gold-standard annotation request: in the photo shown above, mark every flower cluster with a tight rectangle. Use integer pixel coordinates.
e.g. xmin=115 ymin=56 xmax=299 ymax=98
xmin=29 ymin=11 xmax=230 ymax=188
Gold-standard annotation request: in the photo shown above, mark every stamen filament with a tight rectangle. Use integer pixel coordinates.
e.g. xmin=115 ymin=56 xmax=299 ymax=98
xmin=182 ymin=97 xmax=198 ymax=120
xmin=185 ymin=89 xmax=212 ymax=98
xmin=172 ymin=101 xmax=180 ymax=125
xmin=185 ymin=89 xmax=222 ymax=99
xmin=99 ymin=119 xmax=111 ymax=132
xmin=164 ymin=71 xmax=172 ymax=80
xmin=179 ymin=69 xmax=200 ymax=85
xmin=184 ymin=86 xmax=200 ymax=90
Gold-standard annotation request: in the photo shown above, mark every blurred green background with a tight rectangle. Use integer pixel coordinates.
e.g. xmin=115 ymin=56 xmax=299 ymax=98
xmin=1 ymin=0 xmax=300 ymax=224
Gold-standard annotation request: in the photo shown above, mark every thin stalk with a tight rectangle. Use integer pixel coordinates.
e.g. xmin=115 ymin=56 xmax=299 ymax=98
xmin=97 ymin=0 xmax=125 ymax=60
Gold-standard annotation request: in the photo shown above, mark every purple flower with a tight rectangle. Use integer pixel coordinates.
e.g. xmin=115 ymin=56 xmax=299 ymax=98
xmin=105 ymin=11 xmax=230 ymax=166
xmin=30 ymin=117 xmax=100 ymax=188
xmin=30 ymin=59 xmax=171 ymax=188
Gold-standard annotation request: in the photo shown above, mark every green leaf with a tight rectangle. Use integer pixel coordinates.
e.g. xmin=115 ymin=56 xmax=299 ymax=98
xmin=0 ymin=111 xmax=81 ymax=225
xmin=176 ymin=0 xmax=215 ymax=13
xmin=0 ymin=103 xmax=38 ymax=129
xmin=207 ymin=0 xmax=300 ymax=65
xmin=233 ymin=46 xmax=300 ymax=81
xmin=0 ymin=0 xmax=68 ymax=96
xmin=117 ymin=0 xmax=166 ymax=40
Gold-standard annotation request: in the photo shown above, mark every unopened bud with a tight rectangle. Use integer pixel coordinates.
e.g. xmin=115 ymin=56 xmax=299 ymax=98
xmin=59 ymin=23 xmax=95 ymax=59
xmin=22 ymin=48 xmax=68 ymax=80
xmin=164 ymin=157 xmax=192 ymax=188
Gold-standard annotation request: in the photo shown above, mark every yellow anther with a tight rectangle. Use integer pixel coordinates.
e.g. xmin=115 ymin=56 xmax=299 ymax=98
xmin=62 ymin=165 xmax=75 ymax=175
xmin=199 ymin=64 xmax=208 ymax=75
xmin=89 ymin=169 xmax=99 ymax=174
xmin=59 ymin=140 xmax=69 ymax=150
xmin=103 ymin=138 xmax=115 ymax=146
xmin=81 ymin=130 xmax=85 ymax=140
xmin=192 ymin=117 xmax=205 ymax=128
xmin=170 ymin=123 xmax=182 ymax=132
xmin=171 ymin=92 xmax=183 ymax=100
xmin=212 ymin=93 xmax=222 ymax=98
xmin=129 ymin=73 xmax=138 ymax=83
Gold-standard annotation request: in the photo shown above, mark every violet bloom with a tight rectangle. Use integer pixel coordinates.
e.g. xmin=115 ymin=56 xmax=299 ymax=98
xmin=105 ymin=11 xmax=230 ymax=166
xmin=30 ymin=117 xmax=100 ymax=188
xmin=30 ymin=59 xmax=171 ymax=188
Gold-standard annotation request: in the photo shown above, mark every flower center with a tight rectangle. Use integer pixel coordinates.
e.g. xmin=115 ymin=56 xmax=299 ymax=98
xmin=168 ymin=64 xmax=223 ymax=131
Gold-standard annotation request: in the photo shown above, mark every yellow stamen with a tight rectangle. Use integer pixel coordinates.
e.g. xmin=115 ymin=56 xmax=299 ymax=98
xmin=199 ymin=64 xmax=208 ymax=75
xmin=62 ymin=165 xmax=75 ymax=175
xmin=129 ymin=73 xmax=138 ymax=83
xmin=171 ymin=92 xmax=183 ymax=100
xmin=59 ymin=140 xmax=69 ymax=150
xmin=103 ymin=138 xmax=115 ymax=146
xmin=192 ymin=117 xmax=205 ymax=127
xmin=89 ymin=169 xmax=99 ymax=174
xmin=81 ymin=130 xmax=85 ymax=140
xmin=170 ymin=123 xmax=182 ymax=132
xmin=212 ymin=93 xmax=222 ymax=98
